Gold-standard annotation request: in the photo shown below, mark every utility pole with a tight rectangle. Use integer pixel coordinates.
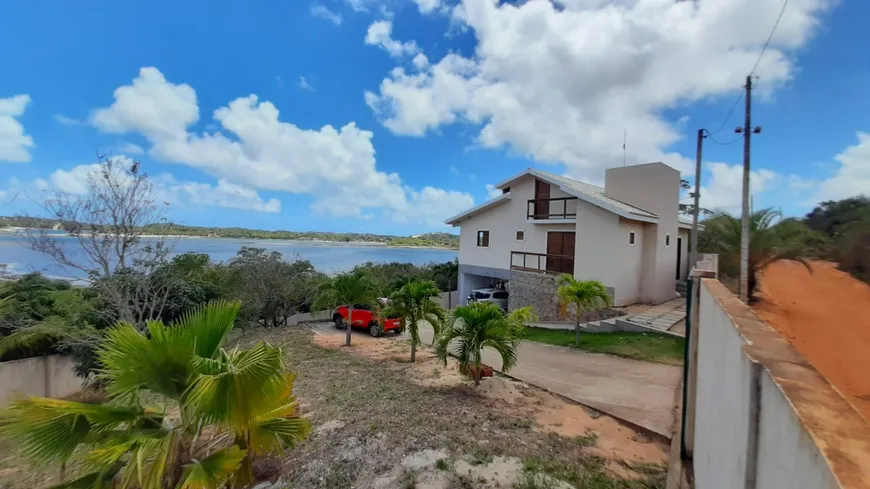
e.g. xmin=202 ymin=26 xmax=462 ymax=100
xmin=736 ymin=75 xmax=762 ymax=302
xmin=690 ymin=128 xmax=705 ymax=273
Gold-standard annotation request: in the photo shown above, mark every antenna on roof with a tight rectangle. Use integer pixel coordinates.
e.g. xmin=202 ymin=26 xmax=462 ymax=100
xmin=622 ymin=128 xmax=627 ymax=167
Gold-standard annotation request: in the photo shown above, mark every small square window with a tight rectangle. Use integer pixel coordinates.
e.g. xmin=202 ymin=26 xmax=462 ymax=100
xmin=665 ymin=234 xmax=671 ymax=247
xmin=516 ymin=230 xmax=525 ymax=241
xmin=629 ymin=231 xmax=636 ymax=246
xmin=477 ymin=230 xmax=490 ymax=247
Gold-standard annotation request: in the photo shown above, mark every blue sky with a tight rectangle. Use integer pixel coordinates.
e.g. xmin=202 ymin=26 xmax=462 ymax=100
xmin=1 ymin=0 xmax=868 ymax=235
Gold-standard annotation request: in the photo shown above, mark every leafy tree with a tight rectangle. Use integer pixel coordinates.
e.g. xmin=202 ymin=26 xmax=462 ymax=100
xmin=698 ymin=209 xmax=823 ymax=301
xmin=555 ymin=275 xmax=612 ymax=346
xmin=0 ymin=274 xmax=106 ymax=366
xmin=383 ymin=280 xmax=446 ymax=362
xmin=434 ymin=302 xmax=525 ymax=387
xmin=223 ymin=248 xmax=323 ymax=328
xmin=805 ymin=196 xmax=870 ymax=237
xmin=314 ymin=271 xmax=379 ymax=346
xmin=0 ymin=301 xmax=310 ymax=489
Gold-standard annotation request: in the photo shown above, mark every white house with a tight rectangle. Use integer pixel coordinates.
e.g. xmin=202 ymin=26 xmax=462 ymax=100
xmin=445 ymin=162 xmax=694 ymax=319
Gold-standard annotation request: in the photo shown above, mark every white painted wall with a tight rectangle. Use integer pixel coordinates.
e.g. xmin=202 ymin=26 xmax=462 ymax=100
xmin=605 ymin=163 xmax=680 ymax=303
xmin=692 ymin=280 xmax=856 ymax=489
xmin=0 ymin=355 xmax=80 ymax=407
xmin=694 ymin=283 xmax=753 ymax=489
xmin=611 ymin=218 xmax=645 ymax=305
xmin=457 ymin=166 xmax=683 ymax=306
xmin=756 ymin=372 xmax=839 ymax=488
xmin=459 ymin=175 xmax=575 ymax=272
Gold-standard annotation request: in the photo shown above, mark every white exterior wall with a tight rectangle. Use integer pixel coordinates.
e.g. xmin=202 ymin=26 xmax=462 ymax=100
xmin=755 ymin=373 xmax=839 ymax=489
xmin=694 ymin=283 xmax=753 ymax=488
xmin=611 ymin=218 xmax=645 ymax=305
xmin=605 ymin=163 xmax=680 ymax=303
xmin=0 ymin=355 xmax=80 ymax=407
xmin=691 ymin=279 xmax=863 ymax=489
xmin=458 ymin=175 xmax=576 ymax=272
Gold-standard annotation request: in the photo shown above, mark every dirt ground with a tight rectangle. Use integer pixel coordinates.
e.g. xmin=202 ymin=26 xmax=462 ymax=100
xmin=753 ymin=260 xmax=870 ymax=421
xmin=258 ymin=327 xmax=666 ymax=488
xmin=0 ymin=327 xmax=669 ymax=489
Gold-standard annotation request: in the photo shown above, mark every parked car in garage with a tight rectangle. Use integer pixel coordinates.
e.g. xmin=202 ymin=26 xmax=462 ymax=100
xmin=467 ymin=288 xmax=509 ymax=310
xmin=332 ymin=302 xmax=402 ymax=337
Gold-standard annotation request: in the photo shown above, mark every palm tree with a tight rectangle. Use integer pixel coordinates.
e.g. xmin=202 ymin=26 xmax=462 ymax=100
xmin=556 ymin=275 xmax=612 ymax=346
xmin=434 ymin=302 xmax=525 ymax=387
xmin=314 ymin=271 xmax=379 ymax=346
xmin=383 ymin=279 xmax=446 ymax=362
xmin=0 ymin=301 xmax=310 ymax=489
xmin=699 ymin=208 xmax=817 ymax=301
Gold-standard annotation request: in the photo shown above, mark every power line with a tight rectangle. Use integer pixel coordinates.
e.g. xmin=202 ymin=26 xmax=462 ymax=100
xmin=750 ymin=0 xmax=791 ymax=77
xmin=706 ymin=0 xmax=790 ymax=136
xmin=705 ymin=131 xmax=744 ymax=146
xmin=707 ymin=92 xmax=743 ymax=136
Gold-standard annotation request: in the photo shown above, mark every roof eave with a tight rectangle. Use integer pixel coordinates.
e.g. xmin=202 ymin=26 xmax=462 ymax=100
xmin=444 ymin=193 xmax=512 ymax=226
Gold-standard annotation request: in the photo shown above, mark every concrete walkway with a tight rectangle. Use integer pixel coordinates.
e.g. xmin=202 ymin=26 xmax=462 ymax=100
xmin=313 ymin=322 xmax=682 ymax=437
xmin=625 ymin=299 xmax=686 ymax=333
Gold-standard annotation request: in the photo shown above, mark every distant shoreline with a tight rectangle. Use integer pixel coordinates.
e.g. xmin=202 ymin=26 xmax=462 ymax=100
xmin=0 ymin=228 xmax=459 ymax=251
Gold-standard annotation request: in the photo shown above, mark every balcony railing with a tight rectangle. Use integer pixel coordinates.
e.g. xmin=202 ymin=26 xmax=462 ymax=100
xmin=510 ymin=251 xmax=575 ymax=275
xmin=526 ymin=196 xmax=578 ymax=220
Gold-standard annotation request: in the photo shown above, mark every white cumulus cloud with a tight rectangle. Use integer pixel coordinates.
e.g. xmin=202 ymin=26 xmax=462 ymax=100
xmin=365 ymin=0 xmax=831 ymax=182
xmin=365 ymin=20 xmax=420 ymax=58
xmin=698 ymin=162 xmax=778 ymax=215
xmin=815 ymin=131 xmax=870 ymax=202
xmin=88 ymin=67 xmax=471 ymax=227
xmin=42 ymin=157 xmax=281 ymax=213
xmin=0 ymin=95 xmax=35 ymax=162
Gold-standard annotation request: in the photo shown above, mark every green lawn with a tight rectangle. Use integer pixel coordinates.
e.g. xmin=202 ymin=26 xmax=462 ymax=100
xmin=524 ymin=327 xmax=685 ymax=365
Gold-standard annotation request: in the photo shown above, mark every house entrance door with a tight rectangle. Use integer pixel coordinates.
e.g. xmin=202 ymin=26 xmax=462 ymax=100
xmin=546 ymin=231 xmax=575 ymax=275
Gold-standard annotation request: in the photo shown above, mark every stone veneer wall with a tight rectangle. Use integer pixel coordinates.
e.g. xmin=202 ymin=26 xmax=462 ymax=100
xmin=508 ymin=270 xmax=619 ymax=322
xmin=509 ymin=270 xmax=562 ymax=320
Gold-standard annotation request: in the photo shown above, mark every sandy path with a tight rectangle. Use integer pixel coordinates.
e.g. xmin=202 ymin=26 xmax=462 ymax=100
xmin=753 ymin=260 xmax=870 ymax=421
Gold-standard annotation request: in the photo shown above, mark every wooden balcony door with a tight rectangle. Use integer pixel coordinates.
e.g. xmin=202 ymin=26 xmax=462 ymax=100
xmin=533 ymin=179 xmax=550 ymax=219
xmin=546 ymin=231 xmax=575 ymax=274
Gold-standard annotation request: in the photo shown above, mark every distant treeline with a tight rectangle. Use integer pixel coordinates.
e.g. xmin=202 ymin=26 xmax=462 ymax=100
xmin=0 ymin=216 xmax=460 ymax=249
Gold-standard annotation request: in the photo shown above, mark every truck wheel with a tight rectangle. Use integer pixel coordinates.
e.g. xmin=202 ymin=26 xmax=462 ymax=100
xmin=369 ymin=323 xmax=382 ymax=337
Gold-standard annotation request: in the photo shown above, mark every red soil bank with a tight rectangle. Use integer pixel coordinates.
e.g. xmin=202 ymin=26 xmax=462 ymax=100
xmin=753 ymin=260 xmax=870 ymax=421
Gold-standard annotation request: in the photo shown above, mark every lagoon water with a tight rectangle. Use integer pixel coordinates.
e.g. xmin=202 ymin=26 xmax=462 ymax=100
xmin=0 ymin=234 xmax=458 ymax=280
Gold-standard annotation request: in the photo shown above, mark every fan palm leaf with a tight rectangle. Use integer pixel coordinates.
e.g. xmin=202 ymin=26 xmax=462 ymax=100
xmin=0 ymin=301 xmax=309 ymax=489
xmin=434 ymin=302 xmax=524 ymax=386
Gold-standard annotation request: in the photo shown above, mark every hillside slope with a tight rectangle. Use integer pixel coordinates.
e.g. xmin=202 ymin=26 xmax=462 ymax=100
xmin=753 ymin=260 xmax=870 ymax=421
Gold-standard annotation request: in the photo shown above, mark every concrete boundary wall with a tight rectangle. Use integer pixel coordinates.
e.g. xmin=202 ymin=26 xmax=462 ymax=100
xmin=691 ymin=278 xmax=870 ymax=489
xmin=0 ymin=355 xmax=80 ymax=407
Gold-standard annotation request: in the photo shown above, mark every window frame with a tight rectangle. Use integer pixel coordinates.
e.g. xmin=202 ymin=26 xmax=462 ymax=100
xmin=515 ymin=230 xmax=525 ymax=241
xmin=477 ymin=230 xmax=490 ymax=248
xmin=629 ymin=231 xmax=636 ymax=246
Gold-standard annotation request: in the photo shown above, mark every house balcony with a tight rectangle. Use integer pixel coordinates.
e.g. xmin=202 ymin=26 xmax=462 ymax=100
xmin=526 ymin=197 xmax=578 ymax=221
xmin=510 ymin=251 xmax=575 ymax=275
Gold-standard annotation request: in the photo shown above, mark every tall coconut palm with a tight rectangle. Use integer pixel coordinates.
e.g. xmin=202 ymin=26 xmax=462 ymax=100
xmin=0 ymin=301 xmax=310 ymax=489
xmin=699 ymin=208 xmax=818 ymax=301
xmin=314 ymin=271 xmax=379 ymax=346
xmin=556 ymin=275 xmax=612 ymax=346
xmin=383 ymin=279 xmax=445 ymax=362
xmin=434 ymin=302 xmax=525 ymax=387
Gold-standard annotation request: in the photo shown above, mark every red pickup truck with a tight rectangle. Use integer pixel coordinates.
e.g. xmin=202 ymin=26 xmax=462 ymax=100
xmin=332 ymin=303 xmax=402 ymax=337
